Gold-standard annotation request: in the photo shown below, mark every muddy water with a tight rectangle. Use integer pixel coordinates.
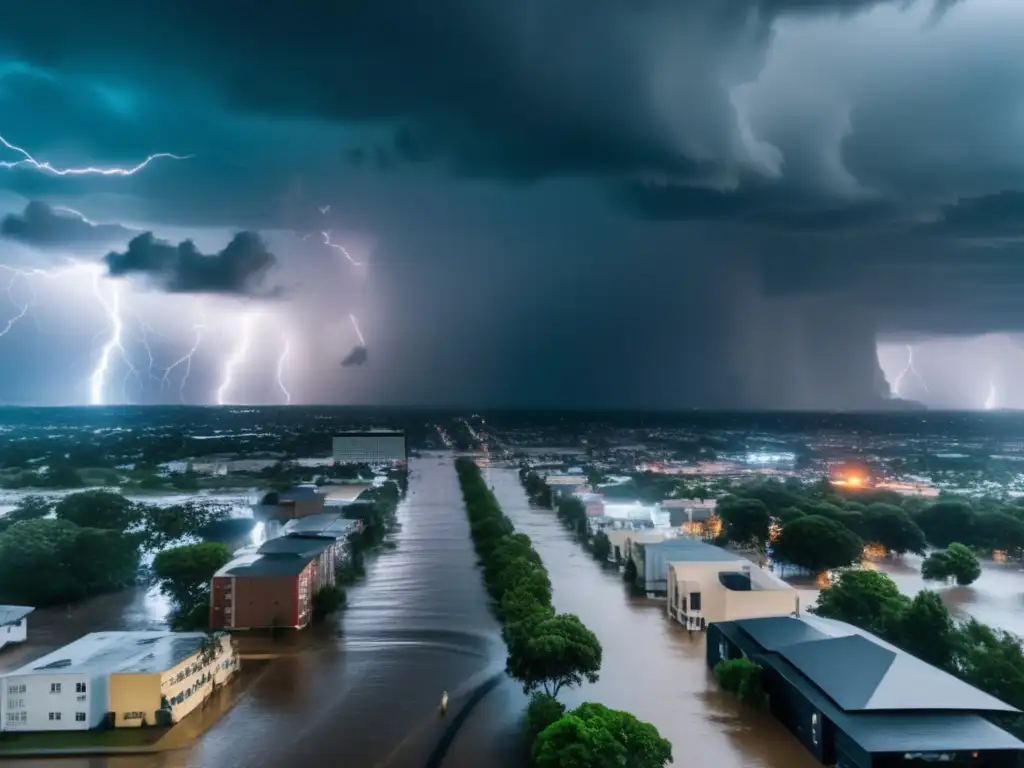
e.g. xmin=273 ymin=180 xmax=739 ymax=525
xmin=487 ymin=467 xmax=820 ymax=768
xmin=1 ymin=456 xmax=517 ymax=768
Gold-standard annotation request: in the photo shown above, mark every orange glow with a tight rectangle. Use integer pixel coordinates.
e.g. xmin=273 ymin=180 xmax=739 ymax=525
xmin=863 ymin=543 xmax=887 ymax=559
xmin=816 ymin=571 xmax=832 ymax=589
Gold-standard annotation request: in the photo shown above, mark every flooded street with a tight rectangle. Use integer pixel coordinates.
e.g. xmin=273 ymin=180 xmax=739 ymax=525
xmin=1 ymin=456 xmax=516 ymax=768
xmin=5 ymin=458 xmax=1024 ymax=768
xmin=488 ymin=467 xmax=820 ymax=768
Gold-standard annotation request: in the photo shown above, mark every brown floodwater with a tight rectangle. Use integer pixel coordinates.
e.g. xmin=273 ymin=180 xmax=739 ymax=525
xmin=486 ymin=468 xmax=820 ymax=768
xmin=7 ymin=458 xmax=1024 ymax=768
xmin=0 ymin=456 xmax=520 ymax=768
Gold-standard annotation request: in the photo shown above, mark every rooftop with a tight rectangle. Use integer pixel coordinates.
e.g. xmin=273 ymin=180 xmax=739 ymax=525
xmin=648 ymin=539 xmax=745 ymax=563
xmin=278 ymin=485 xmax=322 ymax=501
xmin=728 ymin=613 xmax=1018 ymax=714
xmin=4 ymin=631 xmax=212 ymax=677
xmin=334 ymin=430 xmax=404 ymax=437
xmin=258 ymin=536 xmax=333 ymax=558
xmin=215 ymin=552 xmax=315 ymax=578
xmin=0 ymin=605 xmax=33 ymax=626
xmin=282 ymin=513 xmax=359 ymax=539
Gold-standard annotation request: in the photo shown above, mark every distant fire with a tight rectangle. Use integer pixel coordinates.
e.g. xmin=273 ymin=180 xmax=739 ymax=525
xmin=862 ymin=543 xmax=887 ymax=559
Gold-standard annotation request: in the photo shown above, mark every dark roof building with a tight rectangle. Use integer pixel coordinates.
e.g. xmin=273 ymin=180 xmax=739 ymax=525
xmin=708 ymin=613 xmax=1023 ymax=767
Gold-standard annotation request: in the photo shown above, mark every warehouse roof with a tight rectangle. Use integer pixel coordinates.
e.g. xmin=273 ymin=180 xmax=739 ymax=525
xmin=842 ymin=713 xmax=1024 ymax=754
xmin=729 ymin=614 xmax=1017 ymax=714
xmin=6 ymin=631 xmax=212 ymax=677
xmin=646 ymin=539 xmax=745 ymax=563
xmin=282 ymin=513 xmax=359 ymax=539
xmin=258 ymin=536 xmax=333 ymax=558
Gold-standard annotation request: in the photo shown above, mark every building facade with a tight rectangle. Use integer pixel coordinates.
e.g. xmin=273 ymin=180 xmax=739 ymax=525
xmin=667 ymin=560 xmax=798 ymax=630
xmin=332 ymin=431 xmax=406 ymax=465
xmin=210 ymin=552 xmax=320 ymax=630
xmin=0 ymin=605 xmax=32 ymax=652
xmin=108 ymin=633 xmax=237 ymax=727
xmin=1 ymin=631 xmax=238 ymax=733
xmin=708 ymin=614 xmax=1024 ymax=767
xmin=634 ymin=539 xmax=745 ymax=596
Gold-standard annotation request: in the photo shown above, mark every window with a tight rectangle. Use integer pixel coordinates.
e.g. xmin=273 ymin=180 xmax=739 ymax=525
xmin=123 ymin=711 xmax=145 ymax=720
xmin=75 ymin=712 xmax=86 ymax=722
xmin=689 ymin=592 xmax=702 ymax=612
xmin=48 ymin=712 xmax=61 ymax=721
xmin=75 ymin=682 xmax=86 ymax=693
xmin=50 ymin=683 xmax=62 ymax=694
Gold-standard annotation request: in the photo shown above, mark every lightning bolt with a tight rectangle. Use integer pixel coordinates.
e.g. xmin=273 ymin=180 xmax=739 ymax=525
xmin=319 ymin=205 xmax=331 ymax=215
xmin=322 ymin=231 xmax=363 ymax=266
xmin=216 ymin=311 xmax=258 ymax=406
xmin=0 ymin=133 xmax=192 ymax=176
xmin=276 ymin=337 xmax=292 ymax=405
xmin=892 ymin=344 xmax=929 ymax=398
xmin=161 ymin=307 xmax=207 ymax=403
xmin=349 ymin=313 xmax=366 ymax=346
xmin=89 ymin=273 xmax=134 ymax=405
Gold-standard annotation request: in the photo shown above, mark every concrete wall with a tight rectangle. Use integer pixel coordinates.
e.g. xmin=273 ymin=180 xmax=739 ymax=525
xmin=667 ymin=561 xmax=797 ymax=628
xmin=1 ymin=672 xmax=106 ymax=731
xmin=108 ymin=674 xmax=161 ymax=727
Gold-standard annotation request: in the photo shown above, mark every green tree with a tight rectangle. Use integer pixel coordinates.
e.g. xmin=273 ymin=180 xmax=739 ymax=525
xmin=888 ymin=590 xmax=958 ymax=670
xmin=142 ymin=502 xmax=230 ymax=549
xmin=525 ymin=693 xmax=566 ymax=742
xmin=772 ymin=515 xmax=864 ymax=574
xmin=591 ymin=530 xmax=611 ymax=562
xmin=714 ymin=658 xmax=765 ymax=705
xmin=860 ymin=503 xmax=927 ymax=555
xmin=0 ymin=495 xmax=53 ymax=533
xmin=623 ymin=557 xmax=638 ymax=584
xmin=0 ymin=519 xmax=139 ymax=606
xmin=506 ymin=613 xmax=602 ymax=697
xmin=922 ymin=543 xmax=982 ymax=586
xmin=533 ymin=703 xmax=672 ymax=768
xmin=153 ymin=542 xmax=232 ymax=615
xmin=917 ymin=500 xmax=976 ymax=549
xmin=54 ymin=489 xmax=140 ymax=531
xmin=812 ymin=569 xmax=909 ymax=637
xmin=973 ymin=512 xmax=1024 ymax=555
xmin=311 ymin=585 xmax=346 ymax=621
xmin=956 ymin=619 xmax=1024 ymax=710
xmin=717 ymin=497 xmax=771 ymax=547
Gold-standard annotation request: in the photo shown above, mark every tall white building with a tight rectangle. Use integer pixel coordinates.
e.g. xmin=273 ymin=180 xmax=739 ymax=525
xmin=332 ymin=430 xmax=406 ymax=465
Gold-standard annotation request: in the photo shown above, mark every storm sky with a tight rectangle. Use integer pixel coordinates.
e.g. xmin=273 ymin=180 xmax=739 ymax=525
xmin=0 ymin=0 xmax=1023 ymax=408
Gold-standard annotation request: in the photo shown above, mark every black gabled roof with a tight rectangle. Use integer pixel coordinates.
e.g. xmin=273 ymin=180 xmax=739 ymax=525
xmin=727 ymin=614 xmax=1018 ymax=715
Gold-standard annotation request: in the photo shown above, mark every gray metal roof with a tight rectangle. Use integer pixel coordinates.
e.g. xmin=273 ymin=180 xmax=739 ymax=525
xmin=215 ymin=553 xmax=314 ymax=578
xmin=647 ymin=539 xmax=744 ymax=562
xmin=842 ymin=713 xmax=1024 ymax=754
xmin=5 ymin=631 xmax=212 ymax=677
xmin=258 ymin=537 xmax=333 ymax=558
xmin=0 ymin=605 xmax=33 ymax=626
xmin=282 ymin=513 xmax=359 ymax=539
xmin=729 ymin=614 xmax=1018 ymax=715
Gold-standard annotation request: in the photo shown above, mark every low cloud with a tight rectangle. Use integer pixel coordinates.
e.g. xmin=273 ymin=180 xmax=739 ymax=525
xmin=341 ymin=345 xmax=368 ymax=367
xmin=104 ymin=231 xmax=279 ymax=296
xmin=0 ymin=201 xmax=136 ymax=249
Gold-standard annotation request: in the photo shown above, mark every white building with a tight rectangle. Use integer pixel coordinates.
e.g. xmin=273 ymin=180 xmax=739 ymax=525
xmin=1 ymin=631 xmax=237 ymax=732
xmin=332 ymin=431 xmax=406 ymax=465
xmin=0 ymin=606 xmax=32 ymax=652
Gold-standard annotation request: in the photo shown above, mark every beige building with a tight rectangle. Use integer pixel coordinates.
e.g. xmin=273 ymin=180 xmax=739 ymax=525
xmin=667 ymin=560 xmax=798 ymax=630
xmin=108 ymin=633 xmax=238 ymax=728
xmin=604 ymin=529 xmax=669 ymax=563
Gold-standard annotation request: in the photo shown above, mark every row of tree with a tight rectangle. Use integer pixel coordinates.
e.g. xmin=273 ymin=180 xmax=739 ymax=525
xmin=456 ymin=459 xmax=672 ymax=767
xmin=813 ymin=570 xmax=1024 ymax=724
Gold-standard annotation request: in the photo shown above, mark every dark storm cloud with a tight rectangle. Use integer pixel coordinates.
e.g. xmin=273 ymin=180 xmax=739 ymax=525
xmin=927 ymin=192 xmax=1024 ymax=239
xmin=105 ymin=232 xmax=279 ymax=297
xmin=0 ymin=200 xmax=135 ymax=249
xmin=341 ymin=346 xmax=369 ymax=368
xmin=0 ymin=0 xmax=952 ymax=185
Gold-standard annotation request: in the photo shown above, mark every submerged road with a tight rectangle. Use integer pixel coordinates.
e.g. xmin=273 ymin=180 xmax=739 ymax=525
xmin=2 ymin=455 xmax=522 ymax=768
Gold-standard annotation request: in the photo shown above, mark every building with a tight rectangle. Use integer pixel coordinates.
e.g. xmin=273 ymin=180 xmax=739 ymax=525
xmin=633 ymin=539 xmax=745 ymax=596
xmin=0 ymin=605 xmax=32 ymax=652
xmin=667 ymin=560 xmax=797 ymax=630
xmin=332 ymin=430 xmax=406 ymax=465
xmin=605 ymin=529 xmax=670 ymax=563
xmin=210 ymin=519 xmax=353 ymax=631
xmin=708 ymin=614 xmax=1024 ymax=767
xmin=1 ymin=631 xmax=237 ymax=732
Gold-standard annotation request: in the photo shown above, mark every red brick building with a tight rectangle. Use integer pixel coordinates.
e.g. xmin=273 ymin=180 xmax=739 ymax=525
xmin=209 ymin=552 xmax=320 ymax=630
